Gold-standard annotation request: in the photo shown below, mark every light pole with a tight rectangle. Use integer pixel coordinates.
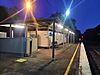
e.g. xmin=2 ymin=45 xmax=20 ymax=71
xmin=25 ymin=0 xmax=32 ymax=56
xmin=52 ymin=9 xmax=70 ymax=60
xmin=65 ymin=8 xmax=71 ymax=43
xmin=25 ymin=0 xmax=32 ymax=38
xmin=26 ymin=0 xmax=32 ymax=12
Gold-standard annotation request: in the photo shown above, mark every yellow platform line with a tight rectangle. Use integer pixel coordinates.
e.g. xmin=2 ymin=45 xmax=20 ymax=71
xmin=64 ymin=44 xmax=80 ymax=75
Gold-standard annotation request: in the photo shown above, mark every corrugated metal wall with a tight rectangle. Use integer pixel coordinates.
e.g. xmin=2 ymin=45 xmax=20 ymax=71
xmin=0 ymin=37 xmax=26 ymax=55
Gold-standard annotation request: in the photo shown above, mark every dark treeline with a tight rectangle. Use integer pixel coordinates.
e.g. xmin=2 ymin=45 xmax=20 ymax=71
xmin=83 ymin=25 xmax=100 ymax=45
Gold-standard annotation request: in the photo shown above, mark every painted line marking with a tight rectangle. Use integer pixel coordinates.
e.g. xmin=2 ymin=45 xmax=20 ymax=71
xmin=64 ymin=44 xmax=80 ymax=75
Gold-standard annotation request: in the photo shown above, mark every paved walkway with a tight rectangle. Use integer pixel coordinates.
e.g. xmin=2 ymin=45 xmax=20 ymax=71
xmin=0 ymin=44 xmax=79 ymax=75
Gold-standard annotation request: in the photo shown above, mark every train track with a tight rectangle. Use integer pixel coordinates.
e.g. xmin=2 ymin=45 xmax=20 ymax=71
xmin=84 ymin=46 xmax=100 ymax=75
xmin=94 ymin=50 xmax=100 ymax=56
xmin=93 ymin=50 xmax=100 ymax=70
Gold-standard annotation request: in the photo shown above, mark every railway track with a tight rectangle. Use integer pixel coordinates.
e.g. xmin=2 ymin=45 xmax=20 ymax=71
xmin=85 ymin=46 xmax=100 ymax=75
xmin=93 ymin=50 xmax=100 ymax=69
xmin=94 ymin=50 xmax=100 ymax=56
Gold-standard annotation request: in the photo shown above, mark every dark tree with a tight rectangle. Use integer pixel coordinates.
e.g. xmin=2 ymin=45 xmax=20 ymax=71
xmin=49 ymin=12 xmax=77 ymax=31
xmin=83 ymin=25 xmax=100 ymax=46
xmin=0 ymin=6 xmax=9 ymax=22
xmin=8 ymin=6 xmax=21 ymax=21
xmin=49 ymin=12 xmax=64 ymax=22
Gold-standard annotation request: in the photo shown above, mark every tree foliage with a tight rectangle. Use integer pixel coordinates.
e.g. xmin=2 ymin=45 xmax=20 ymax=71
xmin=0 ymin=6 xmax=9 ymax=22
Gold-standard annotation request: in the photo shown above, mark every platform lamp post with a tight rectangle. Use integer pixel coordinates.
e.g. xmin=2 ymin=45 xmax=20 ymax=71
xmin=52 ymin=9 xmax=70 ymax=61
xmin=24 ymin=0 xmax=32 ymax=56
xmin=63 ymin=9 xmax=70 ymax=49
xmin=25 ymin=0 xmax=31 ymax=38
xmin=60 ymin=8 xmax=71 ymax=51
xmin=26 ymin=0 xmax=38 ymax=38
xmin=65 ymin=9 xmax=70 ymax=45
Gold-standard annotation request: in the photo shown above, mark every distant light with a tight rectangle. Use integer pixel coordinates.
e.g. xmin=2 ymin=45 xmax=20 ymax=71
xmin=72 ymin=32 xmax=75 ymax=35
xmin=57 ymin=24 xmax=63 ymax=29
xmin=12 ymin=30 xmax=14 ymax=38
xmin=0 ymin=24 xmax=25 ymax=29
xmin=66 ymin=9 xmax=70 ymax=17
xmin=65 ymin=28 xmax=68 ymax=31
xmin=69 ymin=31 xmax=72 ymax=33
xmin=0 ymin=24 xmax=10 ymax=27
xmin=12 ymin=25 xmax=25 ymax=29
xmin=69 ymin=31 xmax=75 ymax=34
xmin=71 ymin=31 xmax=75 ymax=34
xmin=98 ymin=33 xmax=100 ymax=35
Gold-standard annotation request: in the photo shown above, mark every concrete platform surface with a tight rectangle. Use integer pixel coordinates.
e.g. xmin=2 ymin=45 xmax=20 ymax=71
xmin=0 ymin=44 xmax=79 ymax=75
xmin=79 ymin=43 xmax=92 ymax=75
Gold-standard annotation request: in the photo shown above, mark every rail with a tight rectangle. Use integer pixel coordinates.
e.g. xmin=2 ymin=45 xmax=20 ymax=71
xmin=94 ymin=50 xmax=100 ymax=56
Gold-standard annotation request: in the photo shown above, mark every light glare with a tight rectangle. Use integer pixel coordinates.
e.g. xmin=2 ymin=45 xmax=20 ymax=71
xmin=0 ymin=24 xmax=25 ymax=29
xmin=66 ymin=9 xmax=70 ymax=17
xmin=12 ymin=25 xmax=25 ymax=29
xmin=57 ymin=24 xmax=63 ymax=29
xmin=26 ymin=0 xmax=31 ymax=11
xmin=65 ymin=28 xmax=68 ymax=31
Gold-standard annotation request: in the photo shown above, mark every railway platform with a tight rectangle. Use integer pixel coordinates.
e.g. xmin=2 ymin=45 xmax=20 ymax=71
xmin=79 ymin=43 xmax=92 ymax=75
xmin=0 ymin=43 xmax=94 ymax=75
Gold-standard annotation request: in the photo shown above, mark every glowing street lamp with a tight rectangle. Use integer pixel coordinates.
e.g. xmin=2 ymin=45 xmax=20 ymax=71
xmin=65 ymin=9 xmax=70 ymax=17
xmin=57 ymin=24 xmax=63 ymax=29
xmin=26 ymin=0 xmax=31 ymax=12
xmin=65 ymin=28 xmax=68 ymax=31
xmin=52 ymin=6 xmax=71 ymax=61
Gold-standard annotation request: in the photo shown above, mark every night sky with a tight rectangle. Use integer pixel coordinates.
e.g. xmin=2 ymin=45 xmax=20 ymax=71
xmin=0 ymin=0 xmax=100 ymax=33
